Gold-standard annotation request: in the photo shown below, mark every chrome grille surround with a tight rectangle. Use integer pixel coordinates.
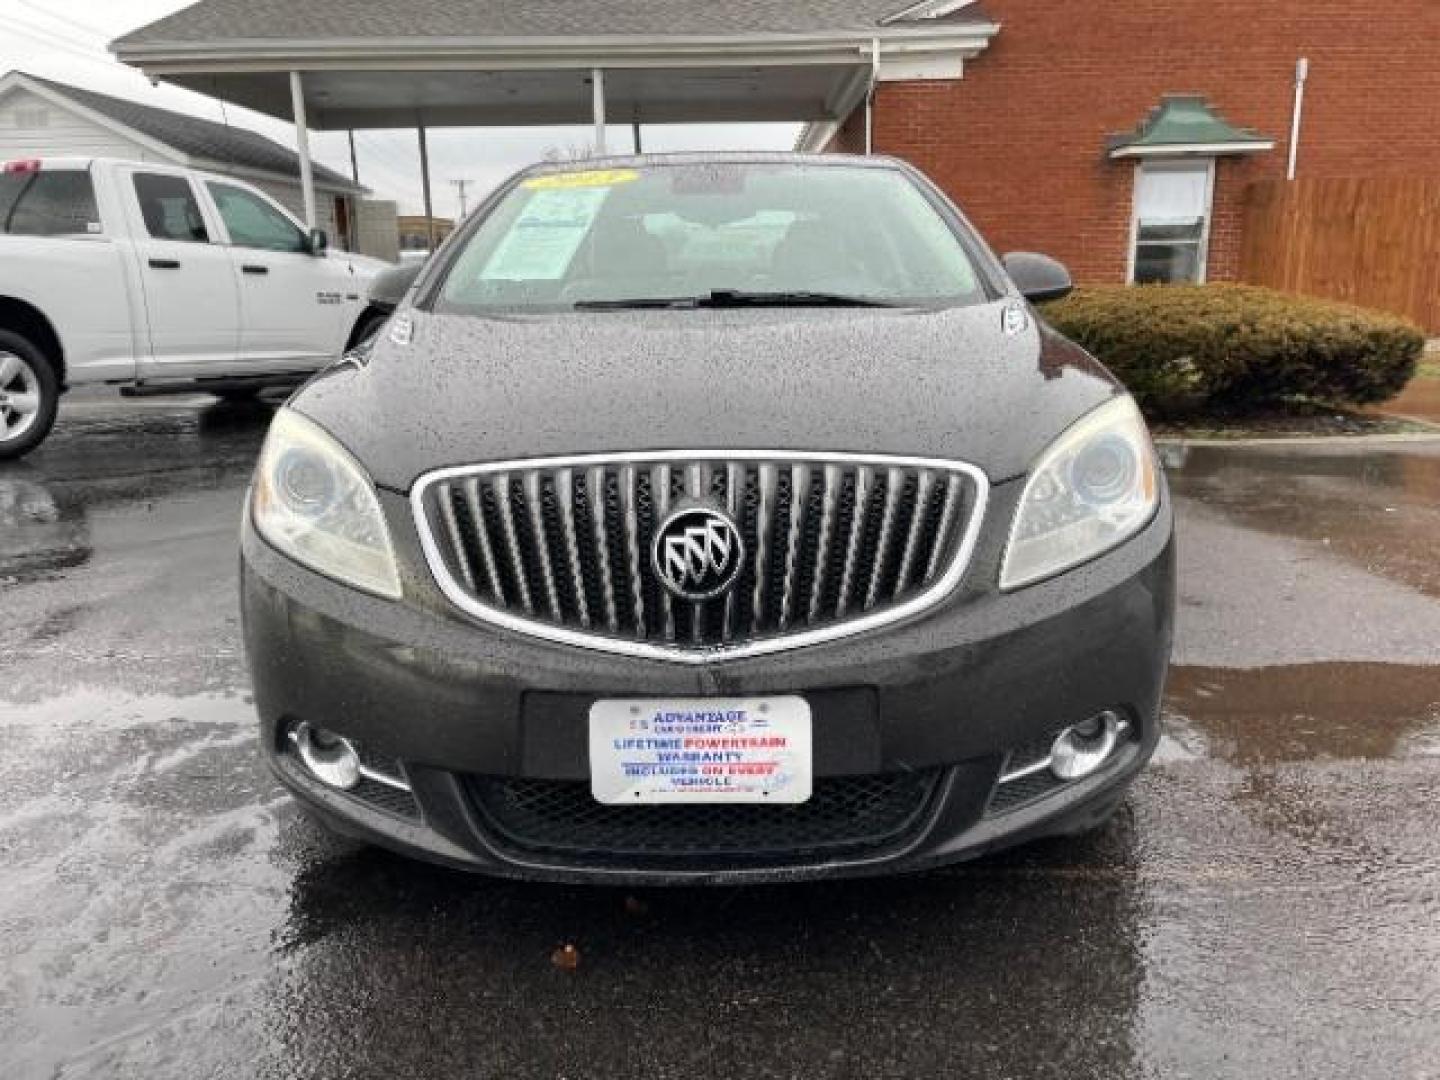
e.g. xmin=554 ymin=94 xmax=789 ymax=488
xmin=411 ymin=451 xmax=989 ymax=663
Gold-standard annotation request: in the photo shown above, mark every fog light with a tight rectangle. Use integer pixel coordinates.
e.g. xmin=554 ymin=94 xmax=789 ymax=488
xmin=292 ymin=722 xmax=361 ymax=790
xmin=1050 ymin=710 xmax=1123 ymax=781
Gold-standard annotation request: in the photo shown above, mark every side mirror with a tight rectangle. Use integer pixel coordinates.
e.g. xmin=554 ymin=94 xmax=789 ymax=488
xmin=1002 ymin=252 xmax=1073 ymax=304
xmin=307 ymin=227 xmax=329 ymax=256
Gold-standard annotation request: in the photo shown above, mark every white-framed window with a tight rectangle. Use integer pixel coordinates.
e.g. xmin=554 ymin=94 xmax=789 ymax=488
xmin=1127 ymin=159 xmax=1215 ymax=285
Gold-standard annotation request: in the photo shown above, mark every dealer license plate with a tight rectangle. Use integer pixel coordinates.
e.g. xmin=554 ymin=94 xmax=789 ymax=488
xmin=588 ymin=696 xmax=812 ymax=805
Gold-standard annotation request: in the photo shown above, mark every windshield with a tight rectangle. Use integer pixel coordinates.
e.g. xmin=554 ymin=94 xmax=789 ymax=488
xmin=433 ymin=162 xmax=991 ymax=314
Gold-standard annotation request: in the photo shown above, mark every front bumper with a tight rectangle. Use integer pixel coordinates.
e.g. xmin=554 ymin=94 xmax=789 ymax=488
xmin=241 ymin=481 xmax=1175 ymax=885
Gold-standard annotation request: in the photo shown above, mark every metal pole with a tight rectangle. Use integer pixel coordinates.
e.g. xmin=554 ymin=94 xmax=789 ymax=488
xmin=1287 ymin=57 xmax=1309 ymax=181
xmin=865 ymin=38 xmax=880 ymax=155
xmin=418 ymin=121 xmax=435 ymax=250
xmin=632 ymin=119 xmax=642 ymax=154
xmin=289 ymin=71 xmax=316 ymax=229
xmin=347 ymin=129 xmax=360 ymax=184
xmin=591 ymin=68 xmax=607 ymax=155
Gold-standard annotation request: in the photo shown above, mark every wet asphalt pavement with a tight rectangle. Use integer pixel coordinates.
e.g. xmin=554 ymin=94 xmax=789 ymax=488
xmin=2 ymin=392 xmax=1438 ymax=1079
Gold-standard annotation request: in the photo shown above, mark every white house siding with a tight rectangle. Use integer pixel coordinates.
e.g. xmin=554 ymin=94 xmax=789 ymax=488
xmin=0 ymin=87 xmax=167 ymax=163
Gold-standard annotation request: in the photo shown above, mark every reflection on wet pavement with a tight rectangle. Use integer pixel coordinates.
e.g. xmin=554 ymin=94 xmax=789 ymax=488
xmin=1166 ymin=662 xmax=1440 ymax=764
xmin=2 ymin=397 xmax=1438 ymax=1078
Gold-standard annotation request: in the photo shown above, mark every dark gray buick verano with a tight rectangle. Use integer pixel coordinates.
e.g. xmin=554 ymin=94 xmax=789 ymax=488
xmin=241 ymin=154 xmax=1174 ymax=883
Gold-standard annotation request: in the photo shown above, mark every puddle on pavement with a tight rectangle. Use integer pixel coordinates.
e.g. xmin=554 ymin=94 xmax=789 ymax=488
xmin=1163 ymin=662 xmax=1440 ymax=765
xmin=1165 ymin=442 xmax=1440 ymax=599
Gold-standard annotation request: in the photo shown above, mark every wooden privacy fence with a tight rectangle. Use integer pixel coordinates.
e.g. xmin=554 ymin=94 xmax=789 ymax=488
xmin=1240 ymin=178 xmax=1440 ymax=333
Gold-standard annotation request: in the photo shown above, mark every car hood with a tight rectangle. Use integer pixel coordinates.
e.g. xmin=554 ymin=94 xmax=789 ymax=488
xmin=292 ymin=301 xmax=1121 ymax=492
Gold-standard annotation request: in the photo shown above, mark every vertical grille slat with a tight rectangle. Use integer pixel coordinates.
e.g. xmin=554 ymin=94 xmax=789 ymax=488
xmin=620 ymin=464 xmax=646 ymax=638
xmin=894 ymin=469 xmax=936 ymax=598
xmin=722 ymin=462 xmax=741 ymax=643
xmin=687 ymin=464 xmax=710 ymax=645
xmin=524 ymin=471 xmax=563 ymax=619
xmin=778 ymin=464 xmax=810 ymax=630
xmin=493 ymin=472 xmax=534 ymax=615
xmin=807 ymin=465 xmax=841 ymax=626
xmin=587 ymin=465 xmax=619 ymax=633
xmin=435 ymin=483 xmax=477 ymax=593
xmin=864 ymin=467 xmax=906 ymax=612
xmin=462 ymin=478 xmax=507 ymax=607
xmin=419 ymin=454 xmax=981 ymax=656
xmin=750 ymin=463 xmax=778 ymax=636
xmin=835 ymin=465 xmax=874 ymax=618
xmin=652 ymin=463 xmax=676 ymax=643
xmin=925 ymin=476 xmax=963 ymax=584
xmin=555 ymin=468 xmax=590 ymax=630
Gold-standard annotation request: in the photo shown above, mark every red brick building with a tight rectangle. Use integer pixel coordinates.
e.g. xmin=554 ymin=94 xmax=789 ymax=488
xmin=807 ymin=0 xmax=1440 ymax=287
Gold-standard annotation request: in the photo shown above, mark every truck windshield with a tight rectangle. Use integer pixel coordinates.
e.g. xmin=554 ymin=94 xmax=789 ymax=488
xmin=433 ymin=163 xmax=990 ymax=314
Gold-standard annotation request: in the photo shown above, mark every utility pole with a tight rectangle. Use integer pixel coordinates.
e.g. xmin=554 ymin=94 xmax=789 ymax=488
xmin=450 ymin=178 xmax=470 ymax=218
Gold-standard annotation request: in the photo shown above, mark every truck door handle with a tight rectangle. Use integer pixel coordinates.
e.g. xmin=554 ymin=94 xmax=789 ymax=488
xmin=148 ymin=258 xmax=181 ymax=269
xmin=241 ymin=264 xmax=269 ymax=275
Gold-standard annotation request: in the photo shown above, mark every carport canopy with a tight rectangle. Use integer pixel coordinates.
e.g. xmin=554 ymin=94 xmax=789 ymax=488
xmin=112 ymin=0 xmax=998 ymax=231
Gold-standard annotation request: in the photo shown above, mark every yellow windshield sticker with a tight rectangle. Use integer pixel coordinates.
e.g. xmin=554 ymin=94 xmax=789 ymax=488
xmin=523 ymin=169 xmax=638 ymax=190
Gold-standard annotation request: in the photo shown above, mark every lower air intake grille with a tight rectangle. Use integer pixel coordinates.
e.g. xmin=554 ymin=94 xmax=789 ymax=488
xmin=413 ymin=453 xmax=985 ymax=660
xmin=468 ymin=771 xmax=942 ymax=861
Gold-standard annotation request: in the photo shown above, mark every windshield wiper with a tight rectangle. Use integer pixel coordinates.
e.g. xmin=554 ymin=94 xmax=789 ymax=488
xmin=574 ymin=289 xmax=899 ymax=311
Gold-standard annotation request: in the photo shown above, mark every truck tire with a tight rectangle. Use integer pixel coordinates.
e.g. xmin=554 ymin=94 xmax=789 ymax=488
xmin=0 ymin=330 xmax=60 ymax=461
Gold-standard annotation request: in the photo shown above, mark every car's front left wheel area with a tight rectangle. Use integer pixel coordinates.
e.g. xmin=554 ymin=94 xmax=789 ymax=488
xmin=0 ymin=330 xmax=61 ymax=461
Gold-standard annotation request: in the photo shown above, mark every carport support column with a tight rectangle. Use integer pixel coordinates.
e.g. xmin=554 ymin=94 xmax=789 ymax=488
xmin=591 ymin=68 xmax=607 ymax=155
xmin=289 ymin=71 xmax=317 ymax=229
xmin=418 ymin=121 xmax=435 ymax=250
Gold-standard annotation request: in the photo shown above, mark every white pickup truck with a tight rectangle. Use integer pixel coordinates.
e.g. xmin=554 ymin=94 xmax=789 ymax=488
xmin=0 ymin=157 xmax=390 ymax=459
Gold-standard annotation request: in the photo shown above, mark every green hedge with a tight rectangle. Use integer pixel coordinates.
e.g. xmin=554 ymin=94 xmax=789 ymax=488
xmin=1040 ymin=285 xmax=1424 ymax=417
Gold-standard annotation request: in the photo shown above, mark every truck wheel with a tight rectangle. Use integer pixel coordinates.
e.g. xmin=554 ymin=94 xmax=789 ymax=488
xmin=0 ymin=331 xmax=60 ymax=461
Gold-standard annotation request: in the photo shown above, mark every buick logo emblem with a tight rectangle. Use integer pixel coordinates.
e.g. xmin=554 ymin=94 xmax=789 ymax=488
xmin=651 ymin=507 xmax=745 ymax=602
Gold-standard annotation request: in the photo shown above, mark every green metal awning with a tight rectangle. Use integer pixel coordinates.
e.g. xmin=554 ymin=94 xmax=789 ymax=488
xmin=1108 ymin=94 xmax=1274 ymax=159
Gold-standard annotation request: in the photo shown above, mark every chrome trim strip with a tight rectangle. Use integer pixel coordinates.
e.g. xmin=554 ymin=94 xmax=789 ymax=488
xmin=410 ymin=450 xmax=991 ymax=665
xmin=998 ymin=756 xmax=1052 ymax=784
xmin=358 ymin=763 xmax=412 ymax=792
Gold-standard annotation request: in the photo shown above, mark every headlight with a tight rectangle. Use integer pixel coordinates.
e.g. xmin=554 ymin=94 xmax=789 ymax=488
xmin=252 ymin=409 xmax=402 ymax=599
xmin=1000 ymin=395 xmax=1159 ymax=591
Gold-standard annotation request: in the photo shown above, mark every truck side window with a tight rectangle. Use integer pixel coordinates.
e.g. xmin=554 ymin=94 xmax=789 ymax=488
xmin=133 ymin=173 xmax=210 ymax=243
xmin=206 ymin=182 xmax=307 ymax=253
xmin=0 ymin=170 xmax=100 ymax=237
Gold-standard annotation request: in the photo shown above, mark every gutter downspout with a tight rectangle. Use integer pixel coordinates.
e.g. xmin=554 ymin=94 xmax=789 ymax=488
xmin=1287 ymin=57 xmax=1309 ymax=181
xmin=865 ymin=37 xmax=880 ymax=155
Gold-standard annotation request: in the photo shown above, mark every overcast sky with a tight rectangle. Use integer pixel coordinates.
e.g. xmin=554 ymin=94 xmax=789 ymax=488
xmin=0 ymin=0 xmax=802 ymax=217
